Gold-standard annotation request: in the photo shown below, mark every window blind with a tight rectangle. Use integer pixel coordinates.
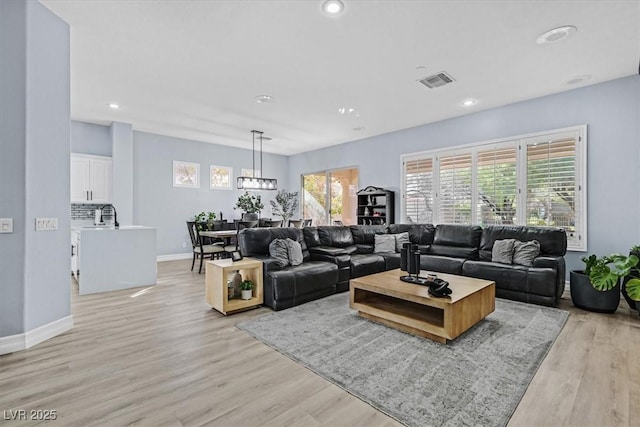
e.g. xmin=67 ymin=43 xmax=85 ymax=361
xmin=476 ymin=147 xmax=517 ymax=225
xmin=438 ymin=153 xmax=472 ymax=224
xmin=404 ymin=157 xmax=434 ymax=223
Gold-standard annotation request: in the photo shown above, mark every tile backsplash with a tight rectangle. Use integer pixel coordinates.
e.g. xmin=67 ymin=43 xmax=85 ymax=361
xmin=71 ymin=203 xmax=103 ymax=220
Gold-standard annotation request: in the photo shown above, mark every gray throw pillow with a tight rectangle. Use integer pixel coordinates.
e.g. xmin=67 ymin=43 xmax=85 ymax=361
xmin=286 ymin=238 xmax=304 ymax=266
xmin=492 ymin=239 xmax=516 ymax=264
xmin=374 ymin=234 xmax=396 ymax=253
xmin=394 ymin=232 xmax=410 ymax=253
xmin=513 ymin=240 xmax=541 ymax=267
xmin=269 ymin=239 xmax=289 ymax=268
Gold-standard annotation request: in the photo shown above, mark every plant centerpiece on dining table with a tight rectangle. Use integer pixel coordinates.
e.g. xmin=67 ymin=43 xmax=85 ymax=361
xmin=235 ymin=191 xmax=264 ymax=221
xmin=194 ymin=211 xmax=216 ymax=230
xmin=270 ymin=190 xmax=299 ymax=226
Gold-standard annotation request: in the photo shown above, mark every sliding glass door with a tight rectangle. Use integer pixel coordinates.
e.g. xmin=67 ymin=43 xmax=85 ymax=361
xmin=302 ymin=168 xmax=358 ymax=226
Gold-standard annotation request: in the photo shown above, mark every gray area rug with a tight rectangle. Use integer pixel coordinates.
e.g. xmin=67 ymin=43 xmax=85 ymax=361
xmin=237 ymin=293 xmax=568 ymax=427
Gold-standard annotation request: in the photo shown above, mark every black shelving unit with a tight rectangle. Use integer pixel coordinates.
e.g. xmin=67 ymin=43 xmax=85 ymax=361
xmin=356 ymin=186 xmax=395 ymax=226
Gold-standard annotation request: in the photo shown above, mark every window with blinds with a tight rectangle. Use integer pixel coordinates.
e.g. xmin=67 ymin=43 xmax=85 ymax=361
xmin=438 ymin=153 xmax=472 ymax=223
xmin=400 ymin=125 xmax=586 ymax=251
xmin=525 ymin=137 xmax=577 ymax=237
xmin=476 ymin=146 xmax=517 ymax=225
xmin=404 ymin=157 xmax=434 ymax=223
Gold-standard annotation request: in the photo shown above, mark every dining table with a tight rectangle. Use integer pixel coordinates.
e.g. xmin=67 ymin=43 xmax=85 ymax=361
xmin=200 ymin=230 xmax=237 ymax=247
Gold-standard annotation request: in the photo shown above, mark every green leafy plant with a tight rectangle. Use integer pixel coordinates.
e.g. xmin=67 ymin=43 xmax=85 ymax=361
xmin=194 ymin=211 xmax=216 ymax=230
xmin=581 ymin=254 xmax=640 ymax=299
xmin=234 ymin=191 xmax=264 ymax=214
xmin=270 ymin=190 xmax=299 ymax=225
xmin=239 ymin=279 xmax=254 ymax=291
xmin=626 ymin=246 xmax=640 ymax=301
xmin=631 ymin=245 xmax=640 ymax=254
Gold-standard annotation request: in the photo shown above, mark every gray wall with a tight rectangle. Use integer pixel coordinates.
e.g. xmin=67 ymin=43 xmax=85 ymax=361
xmin=71 ymin=120 xmax=111 ymax=156
xmin=0 ymin=0 xmax=28 ymax=337
xmin=0 ymin=0 xmax=71 ymax=337
xmin=288 ymin=75 xmax=640 ymax=275
xmin=133 ymin=131 xmax=289 ymax=256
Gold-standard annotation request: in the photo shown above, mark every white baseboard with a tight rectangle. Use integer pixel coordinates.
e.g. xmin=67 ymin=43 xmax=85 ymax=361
xmin=157 ymin=253 xmax=192 ymax=262
xmin=0 ymin=315 xmax=73 ymax=355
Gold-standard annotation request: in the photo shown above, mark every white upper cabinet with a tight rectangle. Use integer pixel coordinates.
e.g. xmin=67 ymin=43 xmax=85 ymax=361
xmin=71 ymin=154 xmax=112 ymax=203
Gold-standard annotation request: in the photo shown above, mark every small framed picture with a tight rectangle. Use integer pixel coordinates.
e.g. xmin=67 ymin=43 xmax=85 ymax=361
xmin=231 ymin=251 xmax=243 ymax=262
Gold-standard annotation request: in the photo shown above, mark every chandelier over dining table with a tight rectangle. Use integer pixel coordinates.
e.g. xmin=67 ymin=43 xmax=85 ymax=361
xmin=237 ymin=130 xmax=278 ymax=190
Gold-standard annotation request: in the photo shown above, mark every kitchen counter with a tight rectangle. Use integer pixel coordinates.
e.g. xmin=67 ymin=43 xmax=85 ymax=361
xmin=73 ymin=225 xmax=157 ymax=295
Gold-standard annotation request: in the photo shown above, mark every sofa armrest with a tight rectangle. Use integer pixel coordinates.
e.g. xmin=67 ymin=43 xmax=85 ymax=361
xmin=310 ymin=252 xmax=351 ymax=268
xmin=533 ymin=256 xmax=561 ymax=270
xmin=309 ymin=246 xmax=348 ymax=256
xmin=249 ymin=255 xmax=284 ymax=274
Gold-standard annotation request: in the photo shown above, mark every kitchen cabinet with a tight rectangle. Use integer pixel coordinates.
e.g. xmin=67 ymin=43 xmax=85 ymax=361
xmin=71 ymin=154 xmax=112 ymax=203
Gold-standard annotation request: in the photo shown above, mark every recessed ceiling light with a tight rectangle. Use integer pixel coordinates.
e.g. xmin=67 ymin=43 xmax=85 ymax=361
xmin=462 ymin=99 xmax=477 ymax=107
xmin=565 ymin=75 xmax=591 ymax=85
xmin=255 ymin=95 xmax=274 ymax=104
xmin=338 ymin=106 xmax=359 ymax=117
xmin=322 ymin=0 xmax=344 ymax=16
xmin=536 ymin=26 xmax=577 ymax=45
xmin=108 ymin=103 xmax=120 ymax=109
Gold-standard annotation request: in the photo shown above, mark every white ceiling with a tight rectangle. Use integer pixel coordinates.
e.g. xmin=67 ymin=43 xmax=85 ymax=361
xmin=41 ymin=0 xmax=639 ymax=156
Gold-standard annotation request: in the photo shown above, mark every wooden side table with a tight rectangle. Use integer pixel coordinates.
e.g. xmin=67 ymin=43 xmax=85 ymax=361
xmin=205 ymin=257 xmax=264 ymax=315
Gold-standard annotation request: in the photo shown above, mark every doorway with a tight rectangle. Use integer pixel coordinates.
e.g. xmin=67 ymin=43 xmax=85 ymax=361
xmin=302 ymin=168 xmax=358 ymax=226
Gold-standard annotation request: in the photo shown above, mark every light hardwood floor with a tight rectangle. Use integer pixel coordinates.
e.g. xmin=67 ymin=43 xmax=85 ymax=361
xmin=0 ymin=260 xmax=637 ymax=426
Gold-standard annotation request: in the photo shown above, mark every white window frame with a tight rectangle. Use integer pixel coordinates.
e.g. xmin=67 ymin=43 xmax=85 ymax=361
xmin=209 ymin=165 xmax=233 ymax=190
xmin=173 ymin=160 xmax=200 ymax=188
xmin=400 ymin=125 xmax=587 ymax=251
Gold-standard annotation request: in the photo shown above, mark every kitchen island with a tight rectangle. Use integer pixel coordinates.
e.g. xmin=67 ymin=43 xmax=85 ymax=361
xmin=74 ymin=226 xmax=157 ymax=295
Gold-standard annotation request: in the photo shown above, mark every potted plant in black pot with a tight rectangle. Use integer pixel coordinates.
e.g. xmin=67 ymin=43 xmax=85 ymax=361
xmin=621 ymin=245 xmax=640 ymax=312
xmin=234 ymin=191 xmax=264 ymax=221
xmin=570 ymin=253 xmax=639 ymax=313
xmin=270 ymin=189 xmax=299 ymax=227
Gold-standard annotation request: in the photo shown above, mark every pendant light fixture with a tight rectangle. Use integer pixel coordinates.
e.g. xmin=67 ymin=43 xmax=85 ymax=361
xmin=237 ymin=130 xmax=278 ymax=191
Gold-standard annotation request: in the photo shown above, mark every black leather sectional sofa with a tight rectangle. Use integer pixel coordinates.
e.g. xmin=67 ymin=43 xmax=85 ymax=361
xmin=238 ymin=223 xmax=567 ymax=310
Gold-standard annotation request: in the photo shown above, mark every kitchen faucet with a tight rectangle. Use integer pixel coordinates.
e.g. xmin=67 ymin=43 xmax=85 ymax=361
xmin=99 ymin=204 xmax=119 ymax=228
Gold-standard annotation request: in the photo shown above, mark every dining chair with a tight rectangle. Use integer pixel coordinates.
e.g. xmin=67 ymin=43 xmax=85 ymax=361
xmin=333 ymin=220 xmax=344 ymax=226
xmin=224 ymin=220 xmax=258 ymax=254
xmin=187 ymin=221 xmax=225 ymax=274
xmin=267 ymin=220 xmax=282 ymax=227
xmin=288 ymin=219 xmax=303 ymax=228
xmin=258 ymin=218 xmax=272 ymax=227
xmin=302 ymin=219 xmax=312 ymax=227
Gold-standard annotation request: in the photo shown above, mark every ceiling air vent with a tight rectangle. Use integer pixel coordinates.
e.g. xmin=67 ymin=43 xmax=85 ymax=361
xmin=419 ymin=71 xmax=455 ymax=89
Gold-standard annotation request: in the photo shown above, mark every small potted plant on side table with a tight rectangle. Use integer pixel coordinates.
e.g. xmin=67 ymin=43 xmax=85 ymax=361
xmin=240 ymin=280 xmax=255 ymax=300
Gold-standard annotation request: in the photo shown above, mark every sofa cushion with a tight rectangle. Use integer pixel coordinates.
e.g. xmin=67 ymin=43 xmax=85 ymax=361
xmin=513 ymin=240 xmax=540 ymax=267
xmin=388 ymin=223 xmax=435 ymax=245
xmin=394 ymin=232 xmax=410 ymax=252
xmin=429 ymin=245 xmax=479 ymax=259
xmin=379 ymin=253 xmax=401 ymax=270
xmin=268 ymin=261 xmax=338 ymax=302
xmin=268 ymin=239 xmax=290 ymax=268
xmin=374 ymin=234 xmax=396 ymax=253
xmin=356 ymin=244 xmax=374 ymax=254
xmin=492 ymin=239 xmax=515 ymax=264
xmin=462 ymin=260 xmax=556 ymax=298
xmin=433 ymin=224 xmax=482 ymax=247
xmin=318 ymin=226 xmax=355 ymax=248
xmin=350 ymin=254 xmax=386 ymax=278
xmin=308 ymin=246 xmax=348 ymax=256
xmin=286 ymin=238 xmax=304 ymax=266
xmin=239 ymin=227 xmax=308 ymax=259
xmin=419 ymin=255 xmax=465 ymax=275
xmin=350 ymin=225 xmax=388 ymax=244
xmin=479 ymin=225 xmax=566 ymax=261
xmin=302 ymin=227 xmax=321 ymax=247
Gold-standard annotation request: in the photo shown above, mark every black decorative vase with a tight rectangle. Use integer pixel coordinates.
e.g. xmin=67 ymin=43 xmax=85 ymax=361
xmin=570 ymin=270 xmax=620 ymax=313
xmin=242 ymin=212 xmax=259 ymax=221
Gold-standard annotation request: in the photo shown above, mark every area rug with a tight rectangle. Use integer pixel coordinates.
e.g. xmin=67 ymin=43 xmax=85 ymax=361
xmin=236 ymin=293 xmax=568 ymax=427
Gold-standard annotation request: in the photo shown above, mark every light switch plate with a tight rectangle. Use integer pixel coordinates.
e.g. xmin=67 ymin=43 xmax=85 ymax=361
xmin=35 ymin=217 xmax=58 ymax=231
xmin=0 ymin=218 xmax=13 ymax=233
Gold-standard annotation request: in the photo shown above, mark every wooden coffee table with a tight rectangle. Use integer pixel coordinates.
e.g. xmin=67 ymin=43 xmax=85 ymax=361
xmin=350 ymin=269 xmax=495 ymax=344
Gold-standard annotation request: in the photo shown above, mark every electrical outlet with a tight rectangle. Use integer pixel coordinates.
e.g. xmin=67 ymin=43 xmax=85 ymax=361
xmin=0 ymin=218 xmax=13 ymax=233
xmin=35 ymin=217 xmax=58 ymax=231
